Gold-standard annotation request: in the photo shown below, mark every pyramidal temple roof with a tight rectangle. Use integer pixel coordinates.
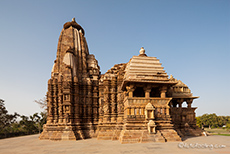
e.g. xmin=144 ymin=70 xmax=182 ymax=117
xmin=123 ymin=47 xmax=176 ymax=84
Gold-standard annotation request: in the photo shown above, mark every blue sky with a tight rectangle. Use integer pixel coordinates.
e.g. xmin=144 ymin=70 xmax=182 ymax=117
xmin=0 ymin=0 xmax=229 ymax=116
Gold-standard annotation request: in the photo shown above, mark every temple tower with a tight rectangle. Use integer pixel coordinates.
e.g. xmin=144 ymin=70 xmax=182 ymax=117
xmin=39 ymin=18 xmax=100 ymax=140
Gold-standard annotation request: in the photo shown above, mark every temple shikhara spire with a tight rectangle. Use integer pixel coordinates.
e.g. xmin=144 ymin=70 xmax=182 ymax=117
xmin=39 ymin=19 xmax=203 ymax=143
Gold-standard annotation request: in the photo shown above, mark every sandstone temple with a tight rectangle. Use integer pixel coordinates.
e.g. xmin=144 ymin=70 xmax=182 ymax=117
xmin=39 ymin=18 xmax=203 ymax=143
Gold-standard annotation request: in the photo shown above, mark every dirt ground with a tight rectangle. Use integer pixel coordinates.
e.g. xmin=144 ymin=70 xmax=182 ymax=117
xmin=0 ymin=134 xmax=229 ymax=154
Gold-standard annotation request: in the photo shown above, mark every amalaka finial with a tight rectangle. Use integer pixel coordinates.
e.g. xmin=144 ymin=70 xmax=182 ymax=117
xmin=139 ymin=47 xmax=147 ymax=56
xmin=139 ymin=47 xmax=145 ymax=54
xmin=63 ymin=18 xmax=85 ymax=35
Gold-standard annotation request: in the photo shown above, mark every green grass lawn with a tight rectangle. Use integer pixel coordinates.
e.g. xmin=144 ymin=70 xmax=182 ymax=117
xmin=213 ymin=134 xmax=230 ymax=136
xmin=204 ymin=128 xmax=230 ymax=136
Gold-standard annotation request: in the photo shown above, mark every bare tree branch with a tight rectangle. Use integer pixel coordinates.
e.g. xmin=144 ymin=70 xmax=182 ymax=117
xmin=34 ymin=97 xmax=47 ymax=112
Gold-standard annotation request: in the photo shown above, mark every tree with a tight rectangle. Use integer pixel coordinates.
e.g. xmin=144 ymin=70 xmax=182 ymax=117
xmin=29 ymin=112 xmax=47 ymax=133
xmin=0 ymin=99 xmax=19 ymax=130
xmin=0 ymin=98 xmax=48 ymax=138
xmin=19 ymin=115 xmax=37 ymax=134
xmin=0 ymin=99 xmax=8 ymax=129
xmin=34 ymin=97 xmax=47 ymax=133
xmin=226 ymin=123 xmax=230 ymax=130
xmin=199 ymin=113 xmax=218 ymax=128
xmin=196 ymin=117 xmax=201 ymax=128
xmin=0 ymin=99 xmax=20 ymax=138
xmin=197 ymin=113 xmax=230 ymax=129
xmin=218 ymin=116 xmax=227 ymax=127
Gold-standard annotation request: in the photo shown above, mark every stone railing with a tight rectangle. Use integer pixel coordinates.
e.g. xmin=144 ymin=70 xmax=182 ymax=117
xmin=124 ymin=97 xmax=172 ymax=108
xmin=126 ymin=115 xmax=145 ymax=121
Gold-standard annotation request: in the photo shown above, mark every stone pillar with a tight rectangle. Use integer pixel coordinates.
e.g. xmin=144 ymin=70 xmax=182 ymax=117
xmin=137 ymin=108 xmax=140 ymax=115
xmin=126 ymin=84 xmax=135 ymax=97
xmin=117 ymin=74 xmax=124 ymax=123
xmin=142 ymin=107 xmax=145 ymax=115
xmin=47 ymin=84 xmax=52 ymax=123
xmin=58 ymin=96 xmax=63 ymax=123
xmin=103 ymin=79 xmax=110 ymax=122
xmin=177 ymin=99 xmax=184 ymax=108
xmin=69 ymin=105 xmax=73 ymax=123
xmin=92 ymin=85 xmax=99 ymax=124
xmin=87 ymin=79 xmax=92 ymax=123
xmin=126 ymin=107 xmax=131 ymax=115
xmin=161 ymin=107 xmax=165 ymax=115
xmin=73 ymin=77 xmax=80 ymax=123
xmin=53 ymin=79 xmax=58 ymax=123
xmin=166 ymin=106 xmax=170 ymax=115
xmin=117 ymin=87 xmax=123 ymax=122
xmin=79 ymin=84 xmax=84 ymax=120
xmin=160 ymin=86 xmax=167 ymax=98
xmin=47 ymin=79 xmax=54 ymax=124
xmin=111 ymin=76 xmax=117 ymax=122
xmin=80 ymin=78 xmax=87 ymax=123
xmin=144 ymin=86 xmax=151 ymax=98
xmin=58 ymin=75 xmax=63 ymax=123
xmin=131 ymin=107 xmax=135 ymax=115
xmin=186 ymin=99 xmax=193 ymax=108
xmin=163 ymin=107 xmax=166 ymax=115
xmin=98 ymin=82 xmax=104 ymax=123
